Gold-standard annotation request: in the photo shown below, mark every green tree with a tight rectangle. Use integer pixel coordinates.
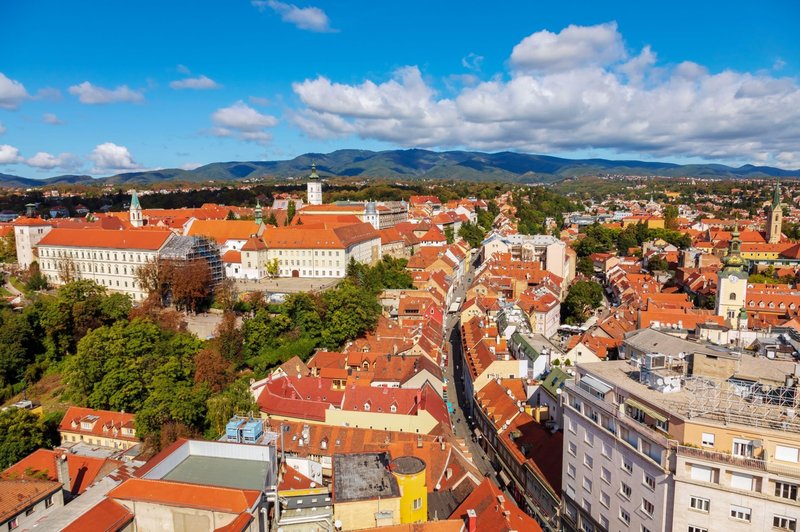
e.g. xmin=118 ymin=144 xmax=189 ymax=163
xmin=286 ymin=201 xmax=296 ymax=225
xmin=206 ymin=379 xmax=258 ymax=437
xmin=266 ymin=258 xmax=279 ymax=278
xmin=266 ymin=211 xmax=278 ymax=227
xmin=646 ymin=256 xmax=669 ymax=273
xmin=0 ymin=409 xmax=47 ymax=469
xmin=214 ymin=311 xmax=244 ymax=364
xmin=0 ymin=310 xmax=35 ymax=389
xmin=664 ymin=205 xmax=679 ymax=230
xmin=444 ymin=226 xmax=455 ymax=244
xmin=321 ymin=280 xmax=381 ymax=349
xmin=24 ymin=261 xmax=48 ymax=291
xmin=0 ymin=231 xmax=16 ymax=263
xmin=563 ymin=280 xmax=604 ymax=325
xmin=458 ymin=222 xmax=486 ymax=249
xmin=576 ymin=256 xmax=595 ymax=278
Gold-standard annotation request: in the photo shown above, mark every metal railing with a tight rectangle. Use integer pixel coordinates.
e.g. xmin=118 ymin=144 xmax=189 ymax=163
xmin=674 ymin=444 xmax=800 ymax=478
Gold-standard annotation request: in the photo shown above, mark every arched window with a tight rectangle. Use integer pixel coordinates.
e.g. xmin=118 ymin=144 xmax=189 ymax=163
xmin=729 ymin=292 xmax=737 ymax=300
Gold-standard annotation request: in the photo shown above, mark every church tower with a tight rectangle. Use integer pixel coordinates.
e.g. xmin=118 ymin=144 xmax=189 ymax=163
xmin=129 ymin=190 xmax=144 ymax=227
xmin=254 ymin=199 xmax=263 ymax=225
xmin=715 ymin=224 xmax=748 ymax=328
xmin=306 ymin=163 xmax=322 ymax=206
xmin=364 ymin=200 xmax=379 ymax=229
xmin=766 ymin=182 xmax=783 ymax=244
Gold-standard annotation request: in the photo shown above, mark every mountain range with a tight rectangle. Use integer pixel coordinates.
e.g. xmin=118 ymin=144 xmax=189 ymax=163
xmin=2 ymin=149 xmax=798 ymax=188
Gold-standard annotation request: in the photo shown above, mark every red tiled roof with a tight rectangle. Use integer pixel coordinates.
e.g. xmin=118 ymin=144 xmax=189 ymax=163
xmin=59 ymin=406 xmax=138 ymax=442
xmin=222 ymin=250 xmax=242 ymax=264
xmin=108 ymin=478 xmax=260 ymax=513
xmin=186 ymin=220 xmax=261 ymax=244
xmin=0 ymin=478 xmax=62 ymax=522
xmin=62 ymin=498 xmax=133 ymax=532
xmin=2 ymin=449 xmax=121 ymax=496
xmin=451 ymin=478 xmax=541 ymax=532
xmin=263 ymin=222 xmax=379 ymax=249
xmin=38 ymin=228 xmax=173 ymax=250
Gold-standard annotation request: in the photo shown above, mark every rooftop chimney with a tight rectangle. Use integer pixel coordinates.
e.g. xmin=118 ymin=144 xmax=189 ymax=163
xmin=466 ymin=509 xmax=477 ymax=532
xmin=56 ymin=454 xmax=71 ymax=497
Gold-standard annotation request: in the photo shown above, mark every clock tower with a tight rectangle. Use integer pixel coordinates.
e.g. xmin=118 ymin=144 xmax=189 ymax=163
xmin=715 ymin=224 xmax=748 ymax=328
xmin=306 ymin=163 xmax=322 ymax=206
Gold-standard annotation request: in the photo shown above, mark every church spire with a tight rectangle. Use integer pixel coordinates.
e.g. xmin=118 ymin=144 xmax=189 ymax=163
xmin=254 ymin=199 xmax=262 ymax=225
xmin=772 ymin=182 xmax=782 ymax=208
xmin=129 ymin=189 xmax=143 ymax=227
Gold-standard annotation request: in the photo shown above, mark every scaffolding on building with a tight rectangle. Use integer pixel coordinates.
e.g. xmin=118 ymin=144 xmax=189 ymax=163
xmin=159 ymin=235 xmax=224 ymax=286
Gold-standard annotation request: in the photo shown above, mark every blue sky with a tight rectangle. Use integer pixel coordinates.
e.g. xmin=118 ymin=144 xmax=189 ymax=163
xmin=1 ymin=0 xmax=799 ymax=177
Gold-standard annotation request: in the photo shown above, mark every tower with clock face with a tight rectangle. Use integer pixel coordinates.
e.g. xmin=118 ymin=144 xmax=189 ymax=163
xmin=715 ymin=225 xmax=749 ymax=328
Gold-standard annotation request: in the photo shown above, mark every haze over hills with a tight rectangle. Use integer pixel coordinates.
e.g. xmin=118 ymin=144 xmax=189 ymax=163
xmin=2 ymin=150 xmax=799 ymax=188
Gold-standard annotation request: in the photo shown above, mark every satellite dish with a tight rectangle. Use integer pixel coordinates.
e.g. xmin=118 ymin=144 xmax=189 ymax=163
xmin=656 ymin=378 xmax=665 ymax=386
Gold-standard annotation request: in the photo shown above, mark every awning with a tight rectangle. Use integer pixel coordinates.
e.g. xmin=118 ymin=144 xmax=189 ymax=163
xmin=498 ymin=469 xmax=512 ymax=486
xmin=625 ymin=398 xmax=667 ymax=422
xmin=579 ymin=375 xmax=613 ymax=396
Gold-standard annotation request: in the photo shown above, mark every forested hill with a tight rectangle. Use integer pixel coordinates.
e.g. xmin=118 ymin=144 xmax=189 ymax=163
xmin=2 ymin=149 xmax=798 ymax=187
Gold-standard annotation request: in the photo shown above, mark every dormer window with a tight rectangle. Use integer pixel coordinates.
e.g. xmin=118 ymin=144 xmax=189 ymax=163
xmin=390 ymin=403 xmax=398 ymax=413
xmin=364 ymin=402 xmax=371 ymax=411
xmin=320 ymin=438 xmax=328 ymax=450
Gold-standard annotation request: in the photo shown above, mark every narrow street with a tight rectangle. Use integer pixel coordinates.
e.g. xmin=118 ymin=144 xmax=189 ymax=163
xmin=443 ymin=254 xmax=514 ymax=499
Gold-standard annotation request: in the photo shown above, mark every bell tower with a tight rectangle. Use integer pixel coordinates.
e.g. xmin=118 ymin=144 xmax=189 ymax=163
xmin=715 ymin=224 xmax=748 ymax=328
xmin=129 ymin=190 xmax=144 ymax=227
xmin=766 ymin=182 xmax=782 ymax=244
xmin=306 ymin=163 xmax=322 ymax=206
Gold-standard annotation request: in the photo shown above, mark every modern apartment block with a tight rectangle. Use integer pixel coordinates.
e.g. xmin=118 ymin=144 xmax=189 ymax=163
xmin=560 ymin=348 xmax=800 ymax=532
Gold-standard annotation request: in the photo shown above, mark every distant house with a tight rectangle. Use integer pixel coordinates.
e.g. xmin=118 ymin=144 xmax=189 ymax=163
xmin=58 ymin=406 xmax=138 ymax=451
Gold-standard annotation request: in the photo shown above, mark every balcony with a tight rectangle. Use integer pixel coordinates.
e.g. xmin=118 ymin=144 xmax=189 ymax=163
xmin=674 ymin=444 xmax=800 ymax=478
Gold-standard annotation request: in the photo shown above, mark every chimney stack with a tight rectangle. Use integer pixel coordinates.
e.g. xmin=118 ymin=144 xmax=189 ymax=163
xmin=466 ymin=509 xmax=477 ymax=532
xmin=56 ymin=453 xmax=71 ymax=496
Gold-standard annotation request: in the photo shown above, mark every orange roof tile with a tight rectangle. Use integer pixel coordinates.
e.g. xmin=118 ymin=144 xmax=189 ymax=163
xmin=59 ymin=406 xmax=138 ymax=442
xmin=38 ymin=228 xmax=173 ymax=250
xmin=263 ymin=222 xmax=379 ymax=250
xmin=222 ymin=250 xmax=242 ymax=264
xmin=186 ymin=220 xmax=262 ymax=244
xmin=2 ymin=449 xmax=121 ymax=496
xmin=0 ymin=479 xmax=62 ymax=522
xmin=108 ymin=478 xmax=260 ymax=513
xmin=62 ymin=498 xmax=133 ymax=532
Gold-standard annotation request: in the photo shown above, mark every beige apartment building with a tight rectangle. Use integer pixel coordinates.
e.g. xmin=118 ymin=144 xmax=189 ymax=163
xmin=562 ymin=350 xmax=800 ymax=532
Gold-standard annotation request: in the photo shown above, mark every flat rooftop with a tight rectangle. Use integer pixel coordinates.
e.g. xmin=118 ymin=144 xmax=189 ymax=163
xmin=333 ymin=453 xmax=400 ymax=503
xmin=161 ymin=455 xmax=268 ymax=491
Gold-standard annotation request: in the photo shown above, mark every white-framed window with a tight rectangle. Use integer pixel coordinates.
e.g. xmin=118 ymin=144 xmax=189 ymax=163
xmin=568 ymin=441 xmax=577 ymax=456
xmin=622 ymin=458 xmax=633 ymax=474
xmin=583 ymin=454 xmax=593 ymax=469
xmin=599 ymin=515 xmax=609 ymax=529
xmin=689 ymin=465 xmax=712 ymax=482
xmin=579 ymin=522 xmax=594 ymax=532
xmin=620 ymin=482 xmax=632 ymax=499
xmin=689 ymin=496 xmax=709 ymax=512
xmin=775 ymin=481 xmax=798 ymax=500
xmin=584 ymin=432 xmax=594 ymax=446
xmin=601 ymin=491 xmax=610 ymax=508
xmin=643 ymin=472 xmax=656 ymax=490
xmin=688 ymin=527 xmax=708 ymax=532
xmin=602 ymin=441 xmax=612 ymax=458
xmin=601 ymin=466 xmax=611 ymax=484
xmin=729 ymin=504 xmax=751 ymax=522
xmin=413 ymin=497 xmax=422 ymax=510
xmin=619 ymin=508 xmax=630 ymax=525
xmin=641 ymin=498 xmax=654 ymax=517
xmin=732 ymin=438 xmax=754 ymax=458
xmin=583 ymin=476 xmax=592 ymax=493
xmin=582 ymin=499 xmax=591 ymax=513
xmin=730 ymin=471 xmax=754 ymax=491
xmin=775 ymin=445 xmax=799 ymax=463
xmin=567 ymin=463 xmax=576 ymax=479
xmin=773 ymin=515 xmax=797 ymax=531
xmin=701 ymin=432 xmax=715 ymax=447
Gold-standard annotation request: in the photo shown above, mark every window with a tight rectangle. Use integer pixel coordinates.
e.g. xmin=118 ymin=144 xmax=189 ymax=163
xmin=688 ymin=527 xmax=708 ymax=532
xmin=655 ymin=418 xmax=668 ymax=432
xmin=413 ymin=497 xmax=422 ymax=510
xmin=732 ymin=438 xmax=754 ymax=458
xmin=601 ymin=466 xmax=611 ymax=484
xmin=583 ymin=476 xmax=592 ymax=493
xmin=641 ymin=439 xmax=651 ymax=456
xmin=775 ymin=481 xmax=798 ymax=501
xmin=730 ymin=471 xmax=753 ymax=491
xmin=729 ymin=292 xmax=736 ymax=300
xmin=729 ymin=504 xmax=751 ymax=522
xmin=620 ymin=482 xmax=632 ymax=499
xmin=584 ymin=432 xmax=594 ymax=446
xmin=619 ymin=508 xmax=630 ymax=525
xmin=775 ymin=445 xmax=799 ymax=463
xmin=599 ymin=515 xmax=609 ymax=529
xmin=622 ymin=458 xmax=633 ymax=474
xmin=583 ymin=454 xmax=593 ymax=470
xmin=602 ymin=441 xmax=612 ymax=458
xmin=582 ymin=499 xmax=591 ymax=513
xmin=644 ymin=472 xmax=655 ymax=490
xmin=701 ymin=432 xmax=715 ymax=447
xmin=689 ymin=496 xmax=709 ymax=512
xmin=641 ymin=498 xmax=654 ymax=516
xmin=568 ymin=441 xmax=577 ymax=456
xmin=690 ymin=465 xmax=712 ymax=483
xmin=567 ymin=463 xmax=576 ymax=479
xmin=600 ymin=492 xmax=610 ymax=508
xmin=580 ymin=521 xmax=594 ymax=532
xmin=773 ymin=515 xmax=797 ymax=531
xmin=8 ymin=517 xmax=18 ymax=530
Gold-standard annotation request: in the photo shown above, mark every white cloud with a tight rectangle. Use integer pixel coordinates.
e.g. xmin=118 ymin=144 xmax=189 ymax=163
xmin=253 ymin=0 xmax=334 ymax=32
xmin=43 ymin=113 xmax=63 ymax=125
xmin=169 ymin=75 xmax=221 ymax=90
xmin=249 ymin=96 xmax=270 ymax=106
xmin=0 ymin=145 xmax=23 ymax=165
xmin=68 ymin=81 xmax=144 ymax=104
xmin=211 ymin=100 xmax=278 ymax=145
xmin=461 ymin=53 xmax=484 ymax=72
xmin=26 ymin=151 xmax=81 ymax=170
xmin=510 ymin=21 xmax=625 ymax=72
xmin=90 ymin=142 xmax=140 ymax=173
xmin=289 ymin=23 xmax=800 ymax=168
xmin=0 ymin=72 xmax=30 ymax=110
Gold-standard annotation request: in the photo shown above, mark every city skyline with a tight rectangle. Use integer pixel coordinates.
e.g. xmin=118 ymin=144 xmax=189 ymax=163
xmin=1 ymin=0 xmax=799 ymax=177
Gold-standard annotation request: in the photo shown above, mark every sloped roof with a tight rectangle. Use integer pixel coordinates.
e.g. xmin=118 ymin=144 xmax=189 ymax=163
xmin=263 ymin=222 xmax=379 ymax=249
xmin=62 ymin=498 xmax=133 ymax=532
xmin=451 ymin=478 xmax=541 ymax=532
xmin=2 ymin=449 xmax=121 ymax=496
xmin=186 ymin=220 xmax=261 ymax=244
xmin=108 ymin=478 xmax=260 ymax=513
xmin=59 ymin=406 xmax=138 ymax=442
xmin=0 ymin=478 xmax=62 ymax=522
xmin=38 ymin=228 xmax=173 ymax=250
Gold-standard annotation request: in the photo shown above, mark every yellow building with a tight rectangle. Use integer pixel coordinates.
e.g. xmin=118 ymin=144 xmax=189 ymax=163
xmin=333 ymin=453 xmax=402 ymax=530
xmin=622 ymin=216 xmax=665 ymax=229
xmin=390 ymin=456 xmax=427 ymax=524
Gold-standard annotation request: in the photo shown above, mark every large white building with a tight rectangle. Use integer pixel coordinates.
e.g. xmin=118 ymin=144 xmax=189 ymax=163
xmin=482 ymin=232 xmax=574 ymax=284
xmin=13 ymin=216 xmax=52 ymax=268
xmin=36 ymin=228 xmax=176 ymax=300
xmin=263 ymin=221 xmax=381 ymax=278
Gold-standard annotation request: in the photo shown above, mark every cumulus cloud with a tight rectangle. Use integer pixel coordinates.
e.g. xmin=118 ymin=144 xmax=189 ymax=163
xmin=68 ymin=82 xmax=144 ymax=104
xmin=211 ymin=100 xmax=278 ymax=145
xmin=0 ymin=145 xmax=23 ymax=165
xmin=43 ymin=113 xmax=63 ymax=125
xmin=253 ymin=0 xmax=334 ymax=32
xmin=510 ymin=22 xmax=625 ymax=72
xmin=169 ymin=75 xmax=221 ymax=90
xmin=90 ymin=142 xmax=140 ymax=173
xmin=0 ymin=72 xmax=30 ymax=110
xmin=289 ymin=23 xmax=800 ymax=168
xmin=26 ymin=151 xmax=81 ymax=170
